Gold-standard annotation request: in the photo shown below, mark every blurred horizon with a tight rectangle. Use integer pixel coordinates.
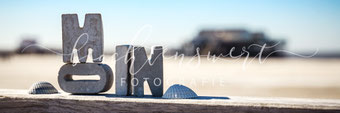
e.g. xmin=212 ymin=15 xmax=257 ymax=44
xmin=1 ymin=0 xmax=340 ymax=99
xmin=0 ymin=0 xmax=340 ymax=54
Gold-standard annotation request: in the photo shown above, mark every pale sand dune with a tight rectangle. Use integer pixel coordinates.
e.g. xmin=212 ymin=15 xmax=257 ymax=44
xmin=1 ymin=55 xmax=340 ymax=99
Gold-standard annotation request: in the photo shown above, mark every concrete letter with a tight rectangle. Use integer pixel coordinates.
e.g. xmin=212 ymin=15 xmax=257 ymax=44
xmin=62 ymin=14 xmax=103 ymax=63
xmin=115 ymin=45 xmax=133 ymax=96
xmin=58 ymin=63 xmax=113 ymax=94
xmin=132 ymin=46 xmax=163 ymax=97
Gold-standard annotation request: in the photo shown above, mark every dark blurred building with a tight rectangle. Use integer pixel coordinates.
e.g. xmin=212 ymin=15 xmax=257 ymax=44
xmin=179 ymin=29 xmax=285 ymax=57
xmin=16 ymin=39 xmax=59 ymax=54
xmin=16 ymin=39 xmax=40 ymax=54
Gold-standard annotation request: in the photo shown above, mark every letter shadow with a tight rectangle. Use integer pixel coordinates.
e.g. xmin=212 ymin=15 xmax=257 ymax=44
xmin=70 ymin=94 xmax=229 ymax=100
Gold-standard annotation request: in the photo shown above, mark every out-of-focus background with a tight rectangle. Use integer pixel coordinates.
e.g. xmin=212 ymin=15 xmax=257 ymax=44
xmin=0 ymin=0 xmax=340 ymax=99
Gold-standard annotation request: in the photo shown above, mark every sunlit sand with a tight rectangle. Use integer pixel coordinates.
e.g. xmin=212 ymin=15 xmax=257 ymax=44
xmin=1 ymin=55 xmax=339 ymax=99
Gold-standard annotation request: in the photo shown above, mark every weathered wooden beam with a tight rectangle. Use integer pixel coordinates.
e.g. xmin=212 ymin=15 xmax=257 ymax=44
xmin=0 ymin=89 xmax=339 ymax=113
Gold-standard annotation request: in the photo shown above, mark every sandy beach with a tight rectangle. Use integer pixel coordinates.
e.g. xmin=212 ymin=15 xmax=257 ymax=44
xmin=1 ymin=55 xmax=340 ymax=99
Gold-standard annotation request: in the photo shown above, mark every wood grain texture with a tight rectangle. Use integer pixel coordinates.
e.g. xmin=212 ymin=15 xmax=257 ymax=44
xmin=0 ymin=89 xmax=340 ymax=113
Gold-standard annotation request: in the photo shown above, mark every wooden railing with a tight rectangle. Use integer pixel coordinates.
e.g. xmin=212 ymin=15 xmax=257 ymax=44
xmin=0 ymin=89 xmax=339 ymax=113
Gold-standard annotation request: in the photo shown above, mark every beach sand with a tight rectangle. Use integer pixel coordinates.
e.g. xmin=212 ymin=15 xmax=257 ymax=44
xmin=1 ymin=55 xmax=340 ymax=99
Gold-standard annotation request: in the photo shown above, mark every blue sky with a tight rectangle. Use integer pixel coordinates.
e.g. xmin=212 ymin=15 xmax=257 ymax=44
xmin=0 ymin=0 xmax=339 ymax=53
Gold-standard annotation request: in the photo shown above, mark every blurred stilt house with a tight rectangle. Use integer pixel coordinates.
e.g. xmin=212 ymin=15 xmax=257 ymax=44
xmin=16 ymin=39 xmax=42 ymax=54
xmin=180 ymin=29 xmax=285 ymax=57
xmin=16 ymin=39 xmax=59 ymax=54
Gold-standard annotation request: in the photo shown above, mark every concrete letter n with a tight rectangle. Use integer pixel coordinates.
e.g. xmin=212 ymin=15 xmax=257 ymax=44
xmin=132 ymin=46 xmax=163 ymax=97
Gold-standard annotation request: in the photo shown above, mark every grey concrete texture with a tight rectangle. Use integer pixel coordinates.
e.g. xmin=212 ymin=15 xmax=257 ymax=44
xmin=58 ymin=63 xmax=113 ymax=94
xmin=132 ymin=46 xmax=163 ymax=97
xmin=62 ymin=14 xmax=104 ymax=63
xmin=115 ymin=45 xmax=133 ymax=96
